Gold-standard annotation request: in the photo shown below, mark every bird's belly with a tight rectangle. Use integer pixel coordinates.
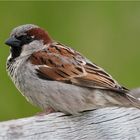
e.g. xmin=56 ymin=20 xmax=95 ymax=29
xmin=9 ymin=63 xmax=124 ymax=115
xmin=16 ymin=70 xmax=113 ymax=114
xmin=13 ymin=67 xmax=96 ymax=114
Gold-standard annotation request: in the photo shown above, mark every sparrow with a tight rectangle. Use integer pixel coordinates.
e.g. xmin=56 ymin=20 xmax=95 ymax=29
xmin=5 ymin=24 xmax=140 ymax=115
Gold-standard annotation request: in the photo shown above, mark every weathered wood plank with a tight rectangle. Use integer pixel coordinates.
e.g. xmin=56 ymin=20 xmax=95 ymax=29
xmin=0 ymin=107 xmax=140 ymax=140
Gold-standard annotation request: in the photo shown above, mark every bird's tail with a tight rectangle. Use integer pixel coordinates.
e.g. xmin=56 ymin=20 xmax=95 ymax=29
xmin=103 ymin=88 xmax=140 ymax=108
xmin=126 ymin=88 xmax=140 ymax=108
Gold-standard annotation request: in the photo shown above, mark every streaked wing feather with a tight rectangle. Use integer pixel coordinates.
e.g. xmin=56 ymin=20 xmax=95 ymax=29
xmin=28 ymin=43 xmax=124 ymax=91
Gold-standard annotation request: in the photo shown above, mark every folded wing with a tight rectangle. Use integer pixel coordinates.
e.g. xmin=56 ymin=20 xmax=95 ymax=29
xmin=28 ymin=43 xmax=125 ymax=91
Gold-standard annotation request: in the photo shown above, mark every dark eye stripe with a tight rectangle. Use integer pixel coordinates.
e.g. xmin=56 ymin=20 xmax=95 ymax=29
xmin=16 ymin=35 xmax=35 ymax=45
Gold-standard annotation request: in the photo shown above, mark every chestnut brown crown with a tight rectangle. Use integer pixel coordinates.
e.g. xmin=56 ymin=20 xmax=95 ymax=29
xmin=5 ymin=24 xmax=52 ymax=48
xmin=5 ymin=24 xmax=53 ymax=59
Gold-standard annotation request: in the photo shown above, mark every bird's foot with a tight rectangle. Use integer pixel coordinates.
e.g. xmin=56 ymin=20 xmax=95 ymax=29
xmin=36 ymin=107 xmax=56 ymax=116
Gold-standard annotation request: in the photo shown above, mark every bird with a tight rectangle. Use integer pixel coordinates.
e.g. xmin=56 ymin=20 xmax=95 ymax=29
xmin=5 ymin=24 xmax=140 ymax=115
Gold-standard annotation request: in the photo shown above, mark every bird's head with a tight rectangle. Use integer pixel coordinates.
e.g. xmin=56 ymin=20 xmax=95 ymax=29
xmin=5 ymin=24 xmax=52 ymax=59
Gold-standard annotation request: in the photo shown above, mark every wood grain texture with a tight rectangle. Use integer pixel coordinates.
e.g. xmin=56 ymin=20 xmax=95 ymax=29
xmin=0 ymin=107 xmax=140 ymax=140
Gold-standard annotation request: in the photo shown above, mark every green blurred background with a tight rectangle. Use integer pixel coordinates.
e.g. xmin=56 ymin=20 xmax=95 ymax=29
xmin=0 ymin=1 xmax=140 ymax=121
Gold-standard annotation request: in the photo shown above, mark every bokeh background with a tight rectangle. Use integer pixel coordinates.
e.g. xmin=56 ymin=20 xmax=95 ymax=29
xmin=0 ymin=1 xmax=140 ymax=121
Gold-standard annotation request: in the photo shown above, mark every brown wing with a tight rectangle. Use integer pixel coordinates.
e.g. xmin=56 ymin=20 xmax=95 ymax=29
xmin=28 ymin=43 xmax=124 ymax=91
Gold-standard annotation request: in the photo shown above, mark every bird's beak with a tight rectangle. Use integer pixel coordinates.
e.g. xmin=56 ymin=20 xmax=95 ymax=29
xmin=5 ymin=37 xmax=21 ymax=47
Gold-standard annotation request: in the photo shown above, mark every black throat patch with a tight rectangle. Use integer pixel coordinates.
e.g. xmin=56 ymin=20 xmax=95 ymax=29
xmin=10 ymin=47 xmax=22 ymax=60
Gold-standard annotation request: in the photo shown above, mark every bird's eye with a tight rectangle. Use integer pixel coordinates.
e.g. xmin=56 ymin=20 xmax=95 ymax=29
xmin=16 ymin=35 xmax=30 ymax=40
xmin=15 ymin=35 xmax=34 ymax=44
xmin=26 ymin=35 xmax=33 ymax=40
